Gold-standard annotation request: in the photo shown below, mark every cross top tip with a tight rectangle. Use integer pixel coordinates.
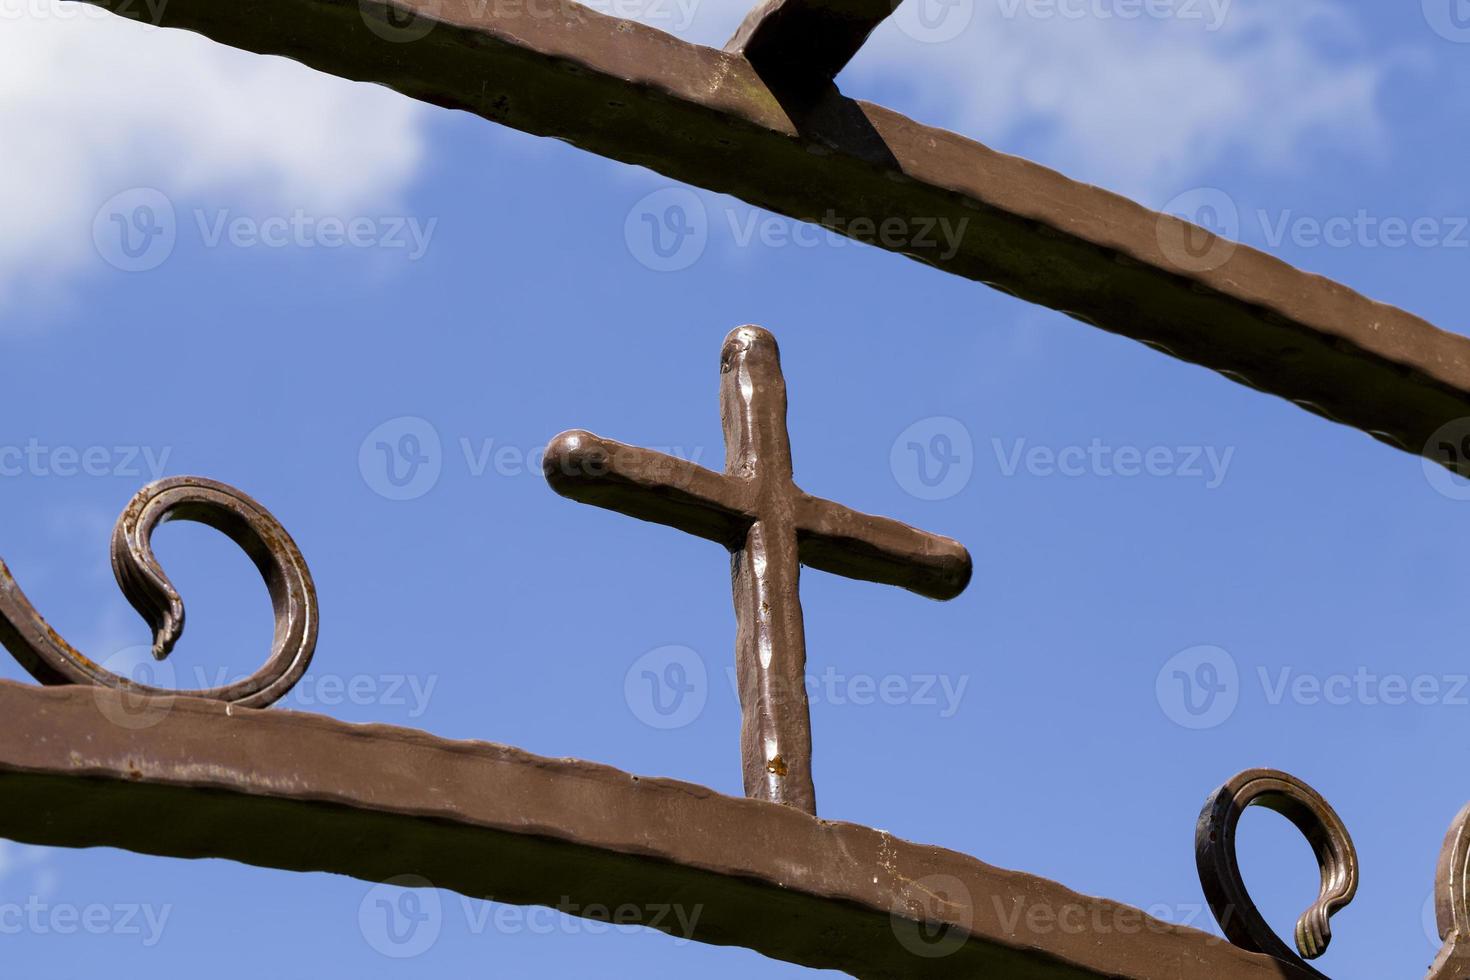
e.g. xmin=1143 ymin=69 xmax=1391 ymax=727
xmin=721 ymin=324 xmax=779 ymax=369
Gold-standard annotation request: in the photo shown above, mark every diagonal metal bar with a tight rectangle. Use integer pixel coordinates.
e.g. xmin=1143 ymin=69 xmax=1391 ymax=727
xmin=73 ymin=0 xmax=1470 ymax=475
xmin=726 ymin=0 xmax=897 ymax=88
xmin=0 ymin=680 xmax=1317 ymax=979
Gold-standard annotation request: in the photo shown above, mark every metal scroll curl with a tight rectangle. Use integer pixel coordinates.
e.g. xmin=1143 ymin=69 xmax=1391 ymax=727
xmin=1195 ymin=768 xmax=1358 ymax=977
xmin=0 ymin=476 xmax=317 ymax=709
xmin=1431 ymin=803 xmax=1470 ymax=978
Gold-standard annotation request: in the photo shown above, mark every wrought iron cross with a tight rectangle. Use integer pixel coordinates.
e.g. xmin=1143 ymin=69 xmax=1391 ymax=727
xmin=542 ymin=325 xmax=971 ymax=814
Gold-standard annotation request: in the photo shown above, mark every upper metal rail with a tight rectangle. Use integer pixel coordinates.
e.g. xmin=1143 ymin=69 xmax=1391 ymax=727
xmin=74 ymin=0 xmax=1470 ymax=476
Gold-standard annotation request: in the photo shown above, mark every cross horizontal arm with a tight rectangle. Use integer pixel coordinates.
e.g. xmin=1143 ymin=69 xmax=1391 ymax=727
xmin=0 ymin=680 xmax=1318 ymax=979
xmin=796 ymin=495 xmax=971 ymax=600
xmin=72 ymin=0 xmax=1470 ymax=475
xmin=544 ymin=429 xmax=753 ymax=546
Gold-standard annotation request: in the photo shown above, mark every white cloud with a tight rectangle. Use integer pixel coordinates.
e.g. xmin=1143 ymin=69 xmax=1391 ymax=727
xmin=0 ymin=0 xmax=1395 ymax=307
xmin=0 ymin=841 xmax=55 ymax=893
xmin=0 ymin=2 xmax=426 ymax=309
xmin=853 ymin=0 xmax=1391 ymax=197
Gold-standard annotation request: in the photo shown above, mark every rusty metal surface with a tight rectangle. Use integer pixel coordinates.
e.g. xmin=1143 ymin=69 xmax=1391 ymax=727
xmin=69 ymin=0 xmax=1470 ymax=475
xmin=0 ymin=679 xmax=1320 ymax=980
xmin=1195 ymin=770 xmax=1358 ymax=978
xmin=1431 ymin=804 xmax=1470 ymax=978
xmin=17 ymin=2 xmax=1470 ymax=973
xmin=543 ymin=326 xmax=970 ymax=814
xmin=0 ymin=476 xmax=317 ymax=708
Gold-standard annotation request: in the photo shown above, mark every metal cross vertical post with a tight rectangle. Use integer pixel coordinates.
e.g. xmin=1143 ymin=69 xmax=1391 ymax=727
xmin=722 ymin=327 xmax=815 ymax=809
xmin=543 ymin=325 xmax=972 ymax=814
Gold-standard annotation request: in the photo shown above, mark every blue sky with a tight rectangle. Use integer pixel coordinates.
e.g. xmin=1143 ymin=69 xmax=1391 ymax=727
xmin=1 ymin=0 xmax=1468 ymax=976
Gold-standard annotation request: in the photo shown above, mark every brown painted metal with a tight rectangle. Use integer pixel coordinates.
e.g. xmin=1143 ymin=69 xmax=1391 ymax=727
xmin=0 ymin=476 xmax=318 ymax=708
xmin=0 ymin=680 xmax=1320 ymax=980
xmin=70 ymin=0 xmax=1470 ymax=476
xmin=727 ymin=0 xmax=896 ymax=88
xmin=544 ymin=326 xmax=971 ymax=814
xmin=1431 ymin=804 xmax=1470 ymax=978
xmin=17 ymin=1 xmax=1470 ymax=972
xmin=1195 ymin=769 xmax=1359 ymax=978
